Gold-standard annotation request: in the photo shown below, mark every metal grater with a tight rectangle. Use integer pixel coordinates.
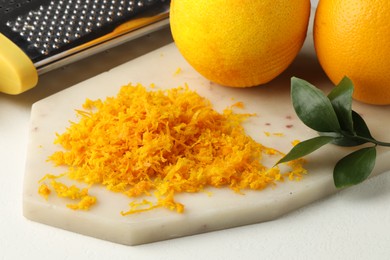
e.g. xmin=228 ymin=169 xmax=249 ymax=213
xmin=0 ymin=0 xmax=170 ymax=94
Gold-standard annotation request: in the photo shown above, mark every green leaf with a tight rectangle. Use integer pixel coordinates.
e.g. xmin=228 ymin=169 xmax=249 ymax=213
xmin=286 ymin=76 xmax=390 ymax=188
xmin=331 ymin=136 xmax=368 ymax=147
xmin=333 ymin=147 xmax=376 ymax=188
xmin=327 ymin=76 xmax=354 ymax=133
xmin=331 ymin=111 xmax=374 ymax=147
xmin=291 ymin=77 xmax=341 ymax=132
xmin=320 ymin=131 xmax=361 ymax=146
xmin=352 ymin=111 xmax=374 ymax=140
xmin=276 ymin=136 xmax=335 ymax=165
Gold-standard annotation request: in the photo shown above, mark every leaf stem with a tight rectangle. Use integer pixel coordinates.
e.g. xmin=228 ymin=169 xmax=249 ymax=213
xmin=373 ymin=140 xmax=390 ymax=147
xmin=344 ymin=134 xmax=390 ymax=147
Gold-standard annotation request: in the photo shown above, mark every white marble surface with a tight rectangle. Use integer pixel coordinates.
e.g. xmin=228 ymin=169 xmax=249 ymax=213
xmin=23 ymin=32 xmax=390 ymax=247
xmin=2 ymin=0 xmax=390 ymax=259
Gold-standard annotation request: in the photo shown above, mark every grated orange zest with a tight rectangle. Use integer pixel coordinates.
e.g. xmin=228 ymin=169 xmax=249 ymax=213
xmin=38 ymin=183 xmax=51 ymax=200
xmin=38 ymin=83 xmax=306 ymax=214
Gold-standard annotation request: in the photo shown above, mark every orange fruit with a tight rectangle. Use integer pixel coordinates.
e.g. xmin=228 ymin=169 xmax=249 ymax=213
xmin=170 ymin=0 xmax=311 ymax=88
xmin=314 ymin=0 xmax=390 ymax=105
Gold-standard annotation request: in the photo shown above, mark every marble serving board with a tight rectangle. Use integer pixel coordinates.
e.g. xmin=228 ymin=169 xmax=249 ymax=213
xmin=23 ymin=33 xmax=390 ymax=245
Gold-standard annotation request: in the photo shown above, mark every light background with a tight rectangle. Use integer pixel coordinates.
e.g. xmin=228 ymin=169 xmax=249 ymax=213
xmin=2 ymin=1 xmax=390 ymax=259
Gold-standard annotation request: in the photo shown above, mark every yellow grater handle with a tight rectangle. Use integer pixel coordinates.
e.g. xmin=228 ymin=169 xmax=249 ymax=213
xmin=0 ymin=33 xmax=38 ymax=95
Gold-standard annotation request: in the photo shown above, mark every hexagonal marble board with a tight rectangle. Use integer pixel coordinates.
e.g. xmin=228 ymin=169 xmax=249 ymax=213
xmin=24 ymin=36 xmax=390 ymax=245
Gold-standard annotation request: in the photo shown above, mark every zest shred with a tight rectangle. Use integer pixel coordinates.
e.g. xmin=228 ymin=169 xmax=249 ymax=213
xmin=38 ymin=83 xmax=306 ymax=214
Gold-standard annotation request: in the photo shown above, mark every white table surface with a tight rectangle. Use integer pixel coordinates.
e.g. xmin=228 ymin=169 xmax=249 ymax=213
xmin=2 ymin=1 xmax=390 ymax=259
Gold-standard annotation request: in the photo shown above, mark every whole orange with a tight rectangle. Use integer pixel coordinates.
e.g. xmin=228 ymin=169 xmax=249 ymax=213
xmin=314 ymin=0 xmax=390 ymax=105
xmin=170 ymin=0 xmax=311 ymax=88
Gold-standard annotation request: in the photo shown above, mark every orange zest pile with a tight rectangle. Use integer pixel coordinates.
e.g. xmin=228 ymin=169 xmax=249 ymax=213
xmin=38 ymin=83 xmax=306 ymax=214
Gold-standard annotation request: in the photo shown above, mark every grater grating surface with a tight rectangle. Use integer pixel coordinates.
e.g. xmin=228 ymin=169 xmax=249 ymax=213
xmin=0 ymin=0 xmax=169 ymax=63
xmin=0 ymin=0 xmax=41 ymax=14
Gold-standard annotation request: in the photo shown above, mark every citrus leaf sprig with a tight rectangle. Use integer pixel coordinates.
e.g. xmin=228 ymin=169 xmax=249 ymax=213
xmin=276 ymin=76 xmax=390 ymax=188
